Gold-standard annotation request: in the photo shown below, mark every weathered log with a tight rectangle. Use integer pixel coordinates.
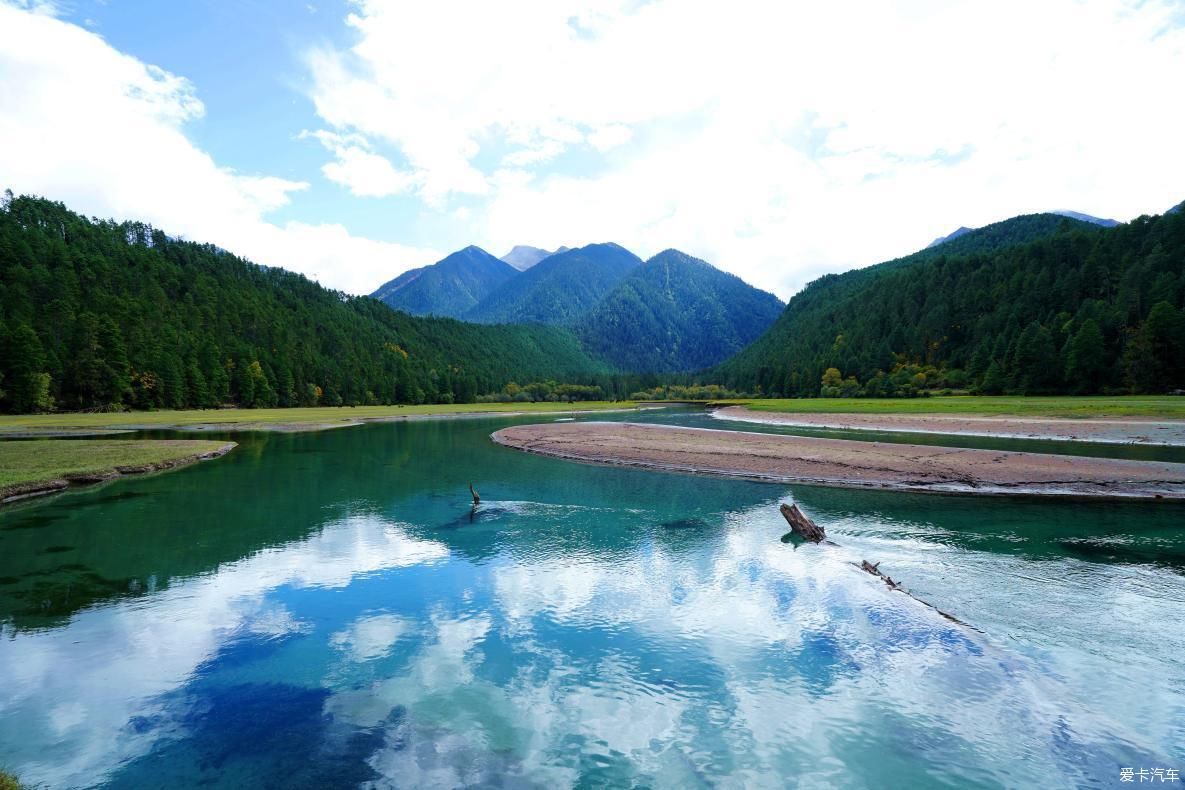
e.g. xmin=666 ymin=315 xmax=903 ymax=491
xmin=780 ymin=503 xmax=826 ymax=543
xmin=469 ymin=483 xmax=480 ymax=506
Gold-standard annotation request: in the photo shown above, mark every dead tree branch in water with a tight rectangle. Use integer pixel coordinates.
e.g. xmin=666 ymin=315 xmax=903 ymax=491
xmin=858 ymin=560 xmax=975 ymax=629
xmin=779 ymin=501 xmax=974 ymax=629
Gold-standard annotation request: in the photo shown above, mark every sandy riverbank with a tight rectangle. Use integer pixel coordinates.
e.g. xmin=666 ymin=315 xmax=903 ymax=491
xmin=492 ymin=422 xmax=1185 ymax=499
xmin=714 ymin=405 xmax=1185 ymax=446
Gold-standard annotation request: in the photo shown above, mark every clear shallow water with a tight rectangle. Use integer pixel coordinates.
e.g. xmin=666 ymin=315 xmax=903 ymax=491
xmin=0 ymin=414 xmax=1182 ymax=788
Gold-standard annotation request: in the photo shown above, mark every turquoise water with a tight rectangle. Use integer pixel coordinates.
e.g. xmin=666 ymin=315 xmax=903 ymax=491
xmin=1 ymin=413 xmax=1183 ymax=788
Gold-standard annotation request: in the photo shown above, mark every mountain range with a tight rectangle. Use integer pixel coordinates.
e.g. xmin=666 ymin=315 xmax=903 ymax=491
xmin=6 ymin=189 xmax=1180 ymax=416
xmin=372 ymin=241 xmax=783 ymax=372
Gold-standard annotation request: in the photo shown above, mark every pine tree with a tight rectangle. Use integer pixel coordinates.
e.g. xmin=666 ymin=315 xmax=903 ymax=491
xmin=2 ymin=323 xmax=52 ymax=412
xmin=1012 ymin=322 xmax=1058 ymax=394
xmin=979 ymin=360 xmax=1006 ymax=395
xmin=1064 ymin=319 xmax=1106 ymax=394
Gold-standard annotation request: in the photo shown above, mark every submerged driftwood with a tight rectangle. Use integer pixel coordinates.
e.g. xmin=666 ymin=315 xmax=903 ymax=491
xmin=780 ymin=503 xmax=826 ymax=543
xmin=858 ymin=559 xmax=972 ymax=628
xmin=779 ymin=501 xmax=973 ymax=628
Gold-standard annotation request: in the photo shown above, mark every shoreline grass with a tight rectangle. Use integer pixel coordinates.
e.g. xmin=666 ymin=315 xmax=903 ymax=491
xmin=0 ymin=439 xmax=235 ymax=502
xmin=0 ymin=401 xmax=643 ymax=435
xmin=735 ymin=396 xmax=1185 ymax=420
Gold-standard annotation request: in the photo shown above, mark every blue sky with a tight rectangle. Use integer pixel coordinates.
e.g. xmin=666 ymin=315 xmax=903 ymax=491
xmin=60 ymin=0 xmax=429 ymax=243
xmin=1 ymin=0 xmax=1183 ymax=297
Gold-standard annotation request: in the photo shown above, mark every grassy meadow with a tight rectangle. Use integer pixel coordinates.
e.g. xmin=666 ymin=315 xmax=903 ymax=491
xmin=0 ymin=401 xmax=643 ymax=435
xmin=0 ymin=439 xmax=233 ymax=497
xmin=737 ymin=395 xmax=1185 ymax=419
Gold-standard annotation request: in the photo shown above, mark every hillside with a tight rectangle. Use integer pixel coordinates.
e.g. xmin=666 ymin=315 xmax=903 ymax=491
xmin=466 ymin=242 xmax=641 ymax=325
xmin=578 ymin=250 xmax=784 ymax=372
xmin=0 ymin=195 xmax=610 ymax=413
xmin=715 ymin=210 xmax=1185 ymax=396
xmin=371 ymin=245 xmax=517 ymax=318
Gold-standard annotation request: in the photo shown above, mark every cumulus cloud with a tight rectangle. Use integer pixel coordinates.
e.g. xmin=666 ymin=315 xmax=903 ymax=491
xmin=302 ymin=129 xmax=417 ymax=198
xmin=0 ymin=3 xmax=441 ymax=294
xmin=3 ymin=1 xmax=1182 ymax=300
xmin=308 ymin=0 xmax=1185 ymax=297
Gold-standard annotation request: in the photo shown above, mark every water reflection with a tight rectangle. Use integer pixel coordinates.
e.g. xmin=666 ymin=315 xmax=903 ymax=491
xmin=0 ymin=416 xmax=1181 ymax=788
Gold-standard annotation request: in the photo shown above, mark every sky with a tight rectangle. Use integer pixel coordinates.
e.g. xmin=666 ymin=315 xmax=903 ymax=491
xmin=1 ymin=0 xmax=1183 ymax=299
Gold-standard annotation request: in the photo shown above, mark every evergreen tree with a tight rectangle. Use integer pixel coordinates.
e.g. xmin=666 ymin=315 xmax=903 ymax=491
xmin=1064 ymin=319 xmax=1106 ymax=393
xmin=979 ymin=360 xmax=1006 ymax=395
xmin=1133 ymin=301 xmax=1185 ymax=391
xmin=2 ymin=323 xmax=52 ymax=412
xmin=1012 ymin=322 xmax=1058 ymax=394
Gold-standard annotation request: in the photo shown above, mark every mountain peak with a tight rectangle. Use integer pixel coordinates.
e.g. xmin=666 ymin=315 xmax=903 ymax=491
xmin=1051 ymin=210 xmax=1119 ymax=227
xmin=926 ymin=227 xmax=973 ymax=249
xmin=650 ymin=248 xmax=716 ymax=268
xmin=578 ymin=250 xmax=784 ymax=373
xmin=927 ymin=210 xmax=1118 ymax=252
xmin=467 ymin=243 xmax=642 ymax=325
xmin=500 ymin=244 xmax=569 ymax=271
xmin=371 ymin=246 xmax=516 ymax=318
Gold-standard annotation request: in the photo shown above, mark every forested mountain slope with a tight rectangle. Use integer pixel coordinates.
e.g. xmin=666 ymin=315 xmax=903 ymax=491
xmin=578 ymin=250 xmax=784 ymax=372
xmin=715 ymin=210 xmax=1185 ymax=396
xmin=465 ymin=243 xmax=642 ymax=325
xmin=370 ymin=245 xmax=517 ymax=318
xmin=0 ymin=195 xmax=609 ymax=413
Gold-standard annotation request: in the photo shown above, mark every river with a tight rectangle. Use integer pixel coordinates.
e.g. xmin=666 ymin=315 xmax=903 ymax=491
xmin=1 ymin=410 xmax=1182 ymax=787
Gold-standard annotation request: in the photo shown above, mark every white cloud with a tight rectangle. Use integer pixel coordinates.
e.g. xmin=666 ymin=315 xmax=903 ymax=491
xmin=0 ymin=3 xmax=441 ymax=294
xmin=302 ymin=129 xmax=416 ymax=198
xmin=3 ymin=1 xmax=1182 ymax=302
xmin=587 ymin=124 xmax=633 ymax=152
xmin=309 ymin=0 xmax=1185 ymax=298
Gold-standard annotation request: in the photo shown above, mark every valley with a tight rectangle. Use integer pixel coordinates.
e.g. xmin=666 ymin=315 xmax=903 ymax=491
xmin=2 ymin=3 xmax=1182 ymax=787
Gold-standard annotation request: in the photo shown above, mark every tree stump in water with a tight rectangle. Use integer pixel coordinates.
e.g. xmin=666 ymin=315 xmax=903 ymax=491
xmin=780 ymin=503 xmax=826 ymax=543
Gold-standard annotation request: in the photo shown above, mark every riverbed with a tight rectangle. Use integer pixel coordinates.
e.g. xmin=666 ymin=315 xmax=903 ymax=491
xmin=1 ymin=411 xmax=1182 ymax=787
